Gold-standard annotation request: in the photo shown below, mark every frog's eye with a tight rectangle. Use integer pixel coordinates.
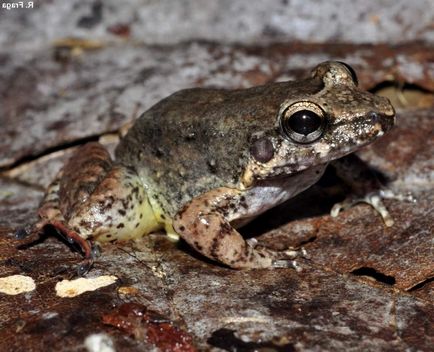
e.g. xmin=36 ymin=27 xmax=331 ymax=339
xmin=336 ymin=61 xmax=359 ymax=86
xmin=279 ymin=102 xmax=326 ymax=144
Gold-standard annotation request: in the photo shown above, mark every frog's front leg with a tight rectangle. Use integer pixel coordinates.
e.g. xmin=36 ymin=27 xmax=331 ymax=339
xmin=330 ymin=154 xmax=414 ymax=227
xmin=173 ymin=188 xmax=302 ymax=269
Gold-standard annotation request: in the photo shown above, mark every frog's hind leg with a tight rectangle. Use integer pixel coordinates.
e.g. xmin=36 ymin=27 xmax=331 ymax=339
xmin=16 ymin=142 xmax=112 ymax=274
xmin=15 ymin=185 xmax=96 ymax=275
xmin=15 ymin=175 xmax=63 ymax=240
xmin=15 ymin=169 xmax=68 ymax=240
xmin=173 ymin=188 xmax=303 ymax=270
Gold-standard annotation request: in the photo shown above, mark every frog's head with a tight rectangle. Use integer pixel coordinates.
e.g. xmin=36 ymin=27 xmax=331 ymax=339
xmin=243 ymin=61 xmax=395 ymax=185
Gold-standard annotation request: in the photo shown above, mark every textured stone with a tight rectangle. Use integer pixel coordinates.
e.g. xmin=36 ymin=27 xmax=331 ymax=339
xmin=0 ymin=1 xmax=433 ymax=351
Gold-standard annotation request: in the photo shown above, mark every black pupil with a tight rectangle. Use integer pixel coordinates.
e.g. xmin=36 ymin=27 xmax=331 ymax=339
xmin=287 ymin=110 xmax=322 ymax=136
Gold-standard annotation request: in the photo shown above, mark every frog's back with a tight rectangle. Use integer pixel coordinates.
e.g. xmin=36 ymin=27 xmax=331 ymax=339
xmin=115 ymin=80 xmax=322 ymax=215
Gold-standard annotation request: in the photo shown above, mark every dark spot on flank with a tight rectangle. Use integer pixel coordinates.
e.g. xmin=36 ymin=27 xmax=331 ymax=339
xmin=135 ymin=222 xmax=140 ymax=228
xmin=210 ymin=238 xmax=220 ymax=260
xmin=244 ymin=244 xmax=250 ymax=256
xmin=139 ymin=214 xmax=143 ymax=219
xmin=106 ymin=234 xmax=112 ymax=238
xmin=179 ymin=225 xmax=185 ymax=232
xmin=221 ymin=208 xmax=229 ymax=217
xmin=194 ymin=241 xmax=203 ymax=251
xmin=118 ymin=209 xmax=126 ymax=216
xmin=220 ymin=222 xmax=233 ymax=235
xmin=161 ymin=214 xmax=166 ymax=220
xmin=116 ymin=223 xmax=125 ymax=229
xmin=177 ymin=205 xmax=189 ymax=218
xmin=209 ymin=222 xmax=232 ymax=260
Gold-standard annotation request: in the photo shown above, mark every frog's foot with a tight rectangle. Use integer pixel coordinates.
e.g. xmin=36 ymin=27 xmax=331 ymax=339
xmin=46 ymin=221 xmax=101 ymax=275
xmin=48 ymin=220 xmax=98 ymax=275
xmin=330 ymin=189 xmax=415 ymax=227
xmin=246 ymin=238 xmax=307 ymax=271
xmin=15 ymin=224 xmax=39 ymax=240
xmin=77 ymin=243 xmax=100 ymax=276
xmin=16 ymin=219 xmax=98 ymax=275
xmin=378 ymin=189 xmax=416 ymax=203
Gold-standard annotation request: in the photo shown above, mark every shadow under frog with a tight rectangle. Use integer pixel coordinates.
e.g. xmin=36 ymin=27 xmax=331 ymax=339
xmin=16 ymin=61 xmax=396 ymax=274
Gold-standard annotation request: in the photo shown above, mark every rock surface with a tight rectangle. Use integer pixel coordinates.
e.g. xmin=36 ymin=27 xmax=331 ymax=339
xmin=0 ymin=1 xmax=433 ymax=351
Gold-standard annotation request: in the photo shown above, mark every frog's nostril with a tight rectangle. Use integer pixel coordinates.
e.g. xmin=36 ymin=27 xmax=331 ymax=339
xmin=368 ymin=111 xmax=379 ymax=123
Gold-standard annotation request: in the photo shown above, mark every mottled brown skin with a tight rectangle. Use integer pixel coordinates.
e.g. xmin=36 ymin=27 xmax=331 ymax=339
xmin=20 ymin=61 xmax=396 ymax=272
xmin=115 ymin=80 xmax=324 ymax=215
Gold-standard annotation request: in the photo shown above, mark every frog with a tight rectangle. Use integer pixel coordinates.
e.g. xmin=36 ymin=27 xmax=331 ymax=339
xmin=16 ymin=61 xmax=396 ymax=273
